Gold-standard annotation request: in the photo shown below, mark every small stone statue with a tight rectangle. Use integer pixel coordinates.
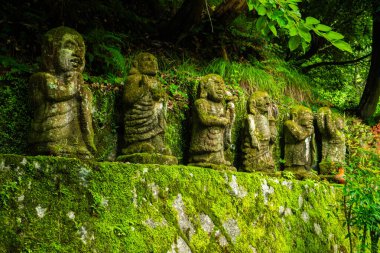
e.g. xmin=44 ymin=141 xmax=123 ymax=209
xmin=242 ymin=91 xmax=277 ymax=173
xmin=29 ymin=26 xmax=96 ymax=158
xmin=118 ymin=52 xmax=177 ymax=165
xmin=316 ymin=107 xmax=346 ymax=174
xmin=283 ymin=106 xmax=317 ymax=178
xmin=189 ymin=74 xmax=235 ymax=171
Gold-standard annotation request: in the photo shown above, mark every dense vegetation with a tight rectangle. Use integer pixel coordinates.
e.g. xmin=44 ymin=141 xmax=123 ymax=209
xmin=0 ymin=0 xmax=379 ymax=252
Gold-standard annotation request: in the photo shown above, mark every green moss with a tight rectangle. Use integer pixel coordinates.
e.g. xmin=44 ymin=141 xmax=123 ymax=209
xmin=0 ymin=154 xmax=350 ymax=252
xmin=117 ymin=152 xmax=178 ymax=165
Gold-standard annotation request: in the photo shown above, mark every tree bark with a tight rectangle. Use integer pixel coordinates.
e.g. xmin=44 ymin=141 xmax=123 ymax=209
xmin=302 ymin=53 xmax=371 ymax=73
xmin=159 ymin=0 xmax=205 ymax=41
xmin=213 ymin=0 xmax=247 ymax=25
xmin=358 ymin=1 xmax=380 ymax=119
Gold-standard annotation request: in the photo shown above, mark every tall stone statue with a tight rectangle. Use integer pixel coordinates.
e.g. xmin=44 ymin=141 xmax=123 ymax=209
xmin=189 ymin=74 xmax=236 ymax=171
xmin=117 ymin=52 xmax=177 ymax=165
xmin=242 ymin=91 xmax=277 ymax=173
xmin=28 ymin=26 xmax=96 ymax=158
xmin=316 ymin=107 xmax=346 ymax=174
xmin=283 ymin=106 xmax=317 ymax=178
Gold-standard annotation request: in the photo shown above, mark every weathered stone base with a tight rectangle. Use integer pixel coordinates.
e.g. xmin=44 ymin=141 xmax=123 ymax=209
xmin=0 ymin=154 xmax=350 ymax=252
xmin=188 ymin=162 xmax=236 ymax=171
xmin=117 ymin=153 xmax=178 ymax=165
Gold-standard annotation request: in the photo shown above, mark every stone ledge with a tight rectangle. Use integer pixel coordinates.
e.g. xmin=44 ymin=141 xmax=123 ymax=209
xmin=0 ymin=154 xmax=349 ymax=252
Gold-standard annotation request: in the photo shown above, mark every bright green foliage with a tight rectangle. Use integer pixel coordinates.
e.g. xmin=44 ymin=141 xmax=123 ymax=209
xmin=247 ymin=0 xmax=353 ymax=53
xmin=343 ymin=148 xmax=380 ymax=253
xmin=0 ymin=154 xmax=350 ymax=252
xmin=342 ymin=117 xmax=380 ymax=252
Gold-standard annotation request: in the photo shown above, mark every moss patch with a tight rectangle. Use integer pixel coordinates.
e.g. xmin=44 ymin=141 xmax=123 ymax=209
xmin=0 ymin=154 xmax=349 ymax=252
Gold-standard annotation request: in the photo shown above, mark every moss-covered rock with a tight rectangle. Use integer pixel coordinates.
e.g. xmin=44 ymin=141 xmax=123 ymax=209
xmin=0 ymin=154 xmax=349 ymax=252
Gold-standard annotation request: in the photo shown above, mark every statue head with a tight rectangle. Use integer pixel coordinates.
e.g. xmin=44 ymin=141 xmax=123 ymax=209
xmin=41 ymin=26 xmax=85 ymax=74
xmin=198 ymin=74 xmax=226 ymax=102
xmin=131 ymin=52 xmax=158 ymax=76
xmin=290 ymin=106 xmax=314 ymax=127
xmin=248 ymin=91 xmax=270 ymax=115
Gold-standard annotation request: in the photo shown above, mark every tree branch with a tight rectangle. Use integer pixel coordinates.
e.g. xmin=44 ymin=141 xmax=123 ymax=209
xmin=302 ymin=53 xmax=371 ymax=73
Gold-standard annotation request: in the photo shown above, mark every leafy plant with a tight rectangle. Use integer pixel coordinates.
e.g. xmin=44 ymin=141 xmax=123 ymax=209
xmin=247 ymin=0 xmax=353 ymax=53
xmin=343 ymin=148 xmax=380 ymax=253
xmin=84 ymin=29 xmax=129 ymax=84
xmin=343 ymin=117 xmax=380 ymax=253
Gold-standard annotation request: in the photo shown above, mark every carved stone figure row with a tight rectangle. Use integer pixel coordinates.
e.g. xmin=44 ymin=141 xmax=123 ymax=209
xmin=28 ymin=26 xmax=345 ymax=177
xmin=241 ymin=99 xmax=345 ymax=178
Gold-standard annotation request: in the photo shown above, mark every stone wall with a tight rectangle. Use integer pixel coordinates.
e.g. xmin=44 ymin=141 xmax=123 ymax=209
xmin=0 ymin=154 xmax=349 ymax=252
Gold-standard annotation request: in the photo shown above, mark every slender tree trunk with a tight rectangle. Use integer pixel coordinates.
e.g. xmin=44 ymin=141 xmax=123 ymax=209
xmin=358 ymin=1 xmax=380 ymax=119
xmin=361 ymin=224 xmax=367 ymax=253
xmin=343 ymin=196 xmax=354 ymax=253
xmin=370 ymin=230 xmax=379 ymax=253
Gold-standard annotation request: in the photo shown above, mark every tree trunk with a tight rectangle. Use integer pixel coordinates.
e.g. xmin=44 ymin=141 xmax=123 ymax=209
xmin=160 ymin=0 xmax=205 ymax=41
xmin=213 ymin=0 xmax=247 ymax=25
xmin=358 ymin=1 xmax=380 ymax=119
xmin=370 ymin=230 xmax=379 ymax=253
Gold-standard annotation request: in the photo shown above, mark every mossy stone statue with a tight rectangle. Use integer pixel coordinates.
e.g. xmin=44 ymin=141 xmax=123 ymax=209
xmin=316 ymin=107 xmax=346 ymax=175
xmin=117 ymin=53 xmax=177 ymax=165
xmin=283 ymin=106 xmax=317 ymax=179
xmin=189 ymin=74 xmax=236 ymax=171
xmin=28 ymin=26 xmax=96 ymax=158
xmin=242 ymin=91 xmax=278 ymax=173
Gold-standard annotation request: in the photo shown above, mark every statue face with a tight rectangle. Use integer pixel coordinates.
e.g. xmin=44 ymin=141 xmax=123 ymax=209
xmin=138 ymin=53 xmax=158 ymax=75
xmin=207 ymin=76 xmax=225 ymax=102
xmin=55 ymin=34 xmax=85 ymax=73
xmin=298 ymin=111 xmax=314 ymax=127
xmin=254 ymin=94 xmax=269 ymax=113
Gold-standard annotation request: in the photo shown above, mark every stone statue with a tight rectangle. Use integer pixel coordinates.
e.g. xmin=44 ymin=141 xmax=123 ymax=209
xmin=28 ymin=26 xmax=96 ymax=158
xmin=283 ymin=106 xmax=317 ymax=178
xmin=117 ymin=52 xmax=177 ymax=165
xmin=242 ymin=91 xmax=277 ymax=173
xmin=316 ymin=107 xmax=346 ymax=174
xmin=189 ymin=74 xmax=236 ymax=171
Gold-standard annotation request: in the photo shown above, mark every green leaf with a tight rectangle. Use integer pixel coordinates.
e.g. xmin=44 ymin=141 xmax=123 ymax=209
xmin=288 ymin=25 xmax=298 ymax=36
xmin=332 ymin=40 xmax=353 ymax=53
xmin=298 ymin=25 xmax=312 ymax=43
xmin=289 ymin=4 xmax=299 ymax=11
xmin=315 ymin=24 xmax=332 ymax=32
xmin=247 ymin=0 xmax=254 ymax=11
xmin=276 ymin=16 xmax=287 ymax=27
xmin=257 ymin=5 xmax=267 ymax=15
xmin=269 ymin=22 xmax=278 ymax=36
xmin=288 ymin=36 xmax=301 ymax=51
xmin=305 ymin=17 xmax=320 ymax=25
xmin=326 ymin=31 xmax=345 ymax=40
xmin=301 ymin=41 xmax=308 ymax=53
xmin=272 ymin=10 xmax=283 ymax=19
xmin=256 ymin=16 xmax=267 ymax=31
